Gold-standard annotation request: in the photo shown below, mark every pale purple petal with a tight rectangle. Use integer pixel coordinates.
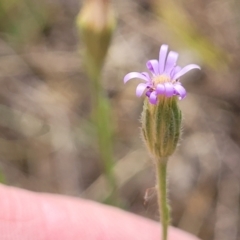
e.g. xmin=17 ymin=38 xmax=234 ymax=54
xmin=170 ymin=66 xmax=182 ymax=79
xmin=174 ymin=84 xmax=186 ymax=99
xmin=124 ymin=72 xmax=150 ymax=83
xmin=164 ymin=82 xmax=174 ymax=97
xmin=156 ymin=84 xmax=165 ymax=95
xmin=146 ymin=60 xmax=159 ymax=75
xmin=165 ymin=51 xmax=179 ymax=75
xmin=159 ymin=44 xmax=168 ymax=74
xmin=136 ymin=83 xmax=148 ymax=97
xmin=146 ymin=90 xmax=152 ymax=97
xmin=149 ymin=91 xmax=158 ymax=104
xmin=141 ymin=72 xmax=151 ymax=82
xmin=123 ymin=45 xmax=200 ymax=104
xmin=173 ymin=64 xmax=200 ymax=81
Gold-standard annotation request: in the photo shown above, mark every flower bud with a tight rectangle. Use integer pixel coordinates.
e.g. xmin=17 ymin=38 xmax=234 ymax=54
xmin=141 ymin=96 xmax=182 ymax=160
xmin=76 ymin=0 xmax=115 ymax=72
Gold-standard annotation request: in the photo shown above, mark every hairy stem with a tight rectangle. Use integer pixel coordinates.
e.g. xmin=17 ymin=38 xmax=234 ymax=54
xmin=156 ymin=159 xmax=169 ymax=240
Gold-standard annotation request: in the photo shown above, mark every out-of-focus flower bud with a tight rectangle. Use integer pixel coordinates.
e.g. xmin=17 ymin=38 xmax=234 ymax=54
xmin=76 ymin=0 xmax=116 ymax=73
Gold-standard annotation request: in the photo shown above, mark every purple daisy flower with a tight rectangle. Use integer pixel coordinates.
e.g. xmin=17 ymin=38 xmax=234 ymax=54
xmin=123 ymin=45 xmax=200 ymax=104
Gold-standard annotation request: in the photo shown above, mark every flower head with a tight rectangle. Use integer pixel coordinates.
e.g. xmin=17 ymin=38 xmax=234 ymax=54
xmin=124 ymin=45 xmax=200 ymax=104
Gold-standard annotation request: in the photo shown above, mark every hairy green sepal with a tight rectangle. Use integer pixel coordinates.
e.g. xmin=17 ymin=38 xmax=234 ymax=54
xmin=141 ymin=96 xmax=182 ymax=160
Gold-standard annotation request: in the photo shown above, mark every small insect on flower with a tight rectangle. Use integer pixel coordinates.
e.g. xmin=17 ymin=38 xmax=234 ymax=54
xmin=123 ymin=45 xmax=200 ymax=104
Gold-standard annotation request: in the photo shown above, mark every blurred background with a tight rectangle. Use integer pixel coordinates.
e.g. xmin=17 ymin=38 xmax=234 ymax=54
xmin=0 ymin=0 xmax=239 ymax=239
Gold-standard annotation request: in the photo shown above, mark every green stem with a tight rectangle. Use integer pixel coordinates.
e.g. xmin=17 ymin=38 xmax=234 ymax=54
xmin=156 ymin=158 xmax=169 ymax=240
xmin=95 ymin=95 xmax=117 ymax=204
xmin=86 ymin=60 xmax=117 ymax=205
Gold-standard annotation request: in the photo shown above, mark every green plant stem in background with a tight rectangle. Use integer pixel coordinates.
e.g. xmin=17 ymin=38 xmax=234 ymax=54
xmin=87 ymin=63 xmax=117 ymax=205
xmin=156 ymin=158 xmax=169 ymax=240
xmin=77 ymin=0 xmax=117 ymax=205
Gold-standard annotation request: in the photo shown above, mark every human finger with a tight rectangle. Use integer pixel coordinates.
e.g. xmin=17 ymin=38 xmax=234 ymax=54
xmin=0 ymin=184 xmax=200 ymax=240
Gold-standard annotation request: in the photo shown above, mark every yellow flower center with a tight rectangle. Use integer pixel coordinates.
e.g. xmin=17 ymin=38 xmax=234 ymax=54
xmin=153 ymin=75 xmax=170 ymax=88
